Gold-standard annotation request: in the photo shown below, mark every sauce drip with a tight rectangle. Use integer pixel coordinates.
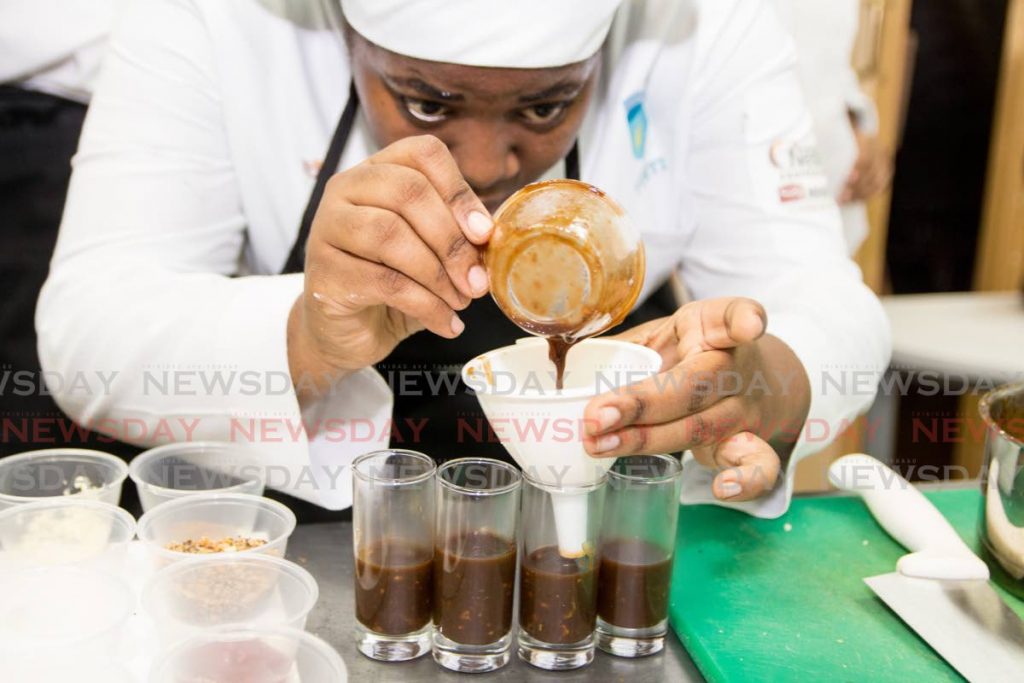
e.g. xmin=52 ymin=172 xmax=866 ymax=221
xmin=547 ymin=337 xmax=575 ymax=390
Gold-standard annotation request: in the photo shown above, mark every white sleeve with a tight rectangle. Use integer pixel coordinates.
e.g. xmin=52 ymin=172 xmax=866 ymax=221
xmin=0 ymin=0 xmax=117 ymax=83
xmin=35 ymin=0 xmax=391 ymax=510
xmin=675 ymin=0 xmax=891 ymax=517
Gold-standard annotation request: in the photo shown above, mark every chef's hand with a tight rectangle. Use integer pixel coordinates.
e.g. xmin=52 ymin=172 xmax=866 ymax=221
xmin=582 ymin=298 xmax=810 ymax=502
xmin=287 ymin=135 xmax=492 ymax=402
xmin=839 ymin=130 xmax=893 ymax=203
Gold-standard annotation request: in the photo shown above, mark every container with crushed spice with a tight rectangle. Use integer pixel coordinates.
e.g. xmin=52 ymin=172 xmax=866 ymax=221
xmin=141 ymin=554 xmax=319 ymax=648
xmin=137 ymin=493 xmax=296 ymax=569
xmin=165 ymin=536 xmax=268 ymax=554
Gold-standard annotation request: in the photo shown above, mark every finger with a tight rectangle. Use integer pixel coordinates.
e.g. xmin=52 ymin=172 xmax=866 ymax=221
xmin=607 ymin=315 xmax=670 ymax=347
xmin=583 ymin=349 xmax=732 ymax=435
xmin=369 ymin=135 xmax=494 ymax=244
xmin=706 ymin=431 xmax=781 ymax=502
xmin=605 ymin=316 xmax=674 ymax=372
xmin=337 ymin=164 xmax=487 ymax=299
xmin=329 ymin=205 xmax=468 ymax=311
xmin=583 ymin=396 xmax=745 ymax=458
xmin=649 ymin=298 xmax=766 ymax=362
xmin=307 ymin=242 xmax=464 ymax=339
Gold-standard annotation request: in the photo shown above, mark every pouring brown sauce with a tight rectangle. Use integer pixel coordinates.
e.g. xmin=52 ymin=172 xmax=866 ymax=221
xmin=485 ymin=179 xmax=645 ymax=390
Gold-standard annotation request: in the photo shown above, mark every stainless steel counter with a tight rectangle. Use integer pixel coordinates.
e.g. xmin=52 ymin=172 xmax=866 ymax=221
xmin=287 ymin=522 xmax=703 ymax=682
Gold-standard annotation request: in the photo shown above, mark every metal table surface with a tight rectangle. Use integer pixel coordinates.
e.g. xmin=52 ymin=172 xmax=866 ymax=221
xmin=287 ymin=522 xmax=703 ymax=683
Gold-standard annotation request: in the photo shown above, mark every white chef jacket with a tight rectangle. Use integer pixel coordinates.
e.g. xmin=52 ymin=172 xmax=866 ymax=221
xmin=36 ymin=0 xmax=891 ymax=515
xmin=774 ymin=0 xmax=879 ymax=253
xmin=0 ymin=0 xmax=124 ymax=103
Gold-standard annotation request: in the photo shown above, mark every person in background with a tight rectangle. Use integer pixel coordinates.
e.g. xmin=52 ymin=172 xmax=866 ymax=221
xmin=0 ymin=1 xmax=123 ymax=456
xmin=775 ymin=0 xmax=895 ymax=254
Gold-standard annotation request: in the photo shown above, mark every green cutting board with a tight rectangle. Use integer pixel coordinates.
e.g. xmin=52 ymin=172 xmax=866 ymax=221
xmin=668 ymin=489 xmax=1024 ymax=682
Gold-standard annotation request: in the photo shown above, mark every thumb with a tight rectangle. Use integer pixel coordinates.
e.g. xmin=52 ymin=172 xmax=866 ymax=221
xmin=675 ymin=297 xmax=766 ymax=361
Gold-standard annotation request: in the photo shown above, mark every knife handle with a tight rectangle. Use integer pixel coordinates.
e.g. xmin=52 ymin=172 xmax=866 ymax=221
xmin=828 ymin=454 xmax=989 ymax=580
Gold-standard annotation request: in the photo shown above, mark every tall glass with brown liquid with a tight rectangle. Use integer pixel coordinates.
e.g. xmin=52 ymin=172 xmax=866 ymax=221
xmin=352 ymin=449 xmax=435 ymax=662
xmin=432 ymin=458 xmax=521 ymax=673
xmin=596 ymin=454 xmax=683 ymax=658
xmin=517 ymin=471 xmax=606 ymax=670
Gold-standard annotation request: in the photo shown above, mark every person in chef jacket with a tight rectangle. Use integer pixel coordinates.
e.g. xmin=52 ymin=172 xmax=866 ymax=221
xmin=36 ymin=0 xmax=891 ymax=519
xmin=1 ymin=0 xmax=123 ymax=456
xmin=774 ymin=0 xmax=894 ymax=253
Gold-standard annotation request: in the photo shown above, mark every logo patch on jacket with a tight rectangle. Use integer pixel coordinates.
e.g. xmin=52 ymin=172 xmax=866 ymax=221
xmin=768 ymin=138 xmax=828 ymax=204
xmin=624 ymin=92 xmax=648 ymax=159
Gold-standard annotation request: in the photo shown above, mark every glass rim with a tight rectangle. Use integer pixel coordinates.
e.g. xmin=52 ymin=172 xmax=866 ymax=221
xmin=436 ymin=457 xmax=522 ymax=496
xmin=607 ymin=453 xmax=683 ymax=484
xmin=979 ymin=381 xmax=1024 ymax=448
xmin=351 ymin=449 xmax=436 ymax=486
xmin=520 ymin=468 xmax=608 ymax=493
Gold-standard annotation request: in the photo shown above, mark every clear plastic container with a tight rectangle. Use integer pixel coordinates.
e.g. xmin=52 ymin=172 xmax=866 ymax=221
xmin=0 ymin=498 xmax=136 ymax=571
xmin=150 ymin=625 xmax=348 ymax=683
xmin=0 ymin=566 xmax=134 ymax=661
xmin=137 ymin=493 xmax=296 ymax=570
xmin=7 ymin=655 xmax=135 ymax=683
xmin=130 ymin=441 xmax=267 ymax=512
xmin=142 ymin=554 xmax=319 ymax=648
xmin=0 ymin=448 xmax=128 ymax=511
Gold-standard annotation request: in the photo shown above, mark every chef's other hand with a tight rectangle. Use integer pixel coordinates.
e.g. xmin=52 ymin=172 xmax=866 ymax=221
xmin=583 ymin=297 xmax=810 ymax=502
xmin=839 ymin=130 xmax=893 ymax=203
xmin=288 ymin=135 xmax=492 ymax=399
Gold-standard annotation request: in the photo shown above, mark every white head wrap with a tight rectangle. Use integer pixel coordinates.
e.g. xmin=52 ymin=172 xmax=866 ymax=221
xmin=339 ymin=0 xmax=623 ymax=68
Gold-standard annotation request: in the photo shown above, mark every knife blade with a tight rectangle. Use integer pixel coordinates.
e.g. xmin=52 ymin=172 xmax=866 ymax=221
xmin=829 ymin=453 xmax=1024 ymax=682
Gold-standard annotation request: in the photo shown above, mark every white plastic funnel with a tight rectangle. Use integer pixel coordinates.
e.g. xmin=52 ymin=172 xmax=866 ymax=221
xmin=462 ymin=338 xmax=662 ymax=556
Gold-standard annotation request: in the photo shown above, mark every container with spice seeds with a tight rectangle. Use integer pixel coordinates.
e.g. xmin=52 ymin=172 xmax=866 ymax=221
xmin=141 ymin=554 xmax=319 ymax=648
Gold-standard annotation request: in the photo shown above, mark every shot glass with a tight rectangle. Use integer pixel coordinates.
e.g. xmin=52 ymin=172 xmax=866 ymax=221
xmin=141 ymin=554 xmax=319 ymax=648
xmin=0 ymin=449 xmax=128 ymax=511
xmin=352 ymin=449 xmax=436 ymax=662
xmin=432 ymin=458 xmax=521 ymax=673
xmin=517 ymin=472 xmax=606 ymax=671
xmin=130 ymin=441 xmax=266 ymax=512
xmin=596 ymin=454 xmax=683 ymax=657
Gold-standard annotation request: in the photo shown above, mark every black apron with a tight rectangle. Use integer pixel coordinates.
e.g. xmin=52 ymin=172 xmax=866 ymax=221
xmin=274 ymin=84 xmax=676 ymax=522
